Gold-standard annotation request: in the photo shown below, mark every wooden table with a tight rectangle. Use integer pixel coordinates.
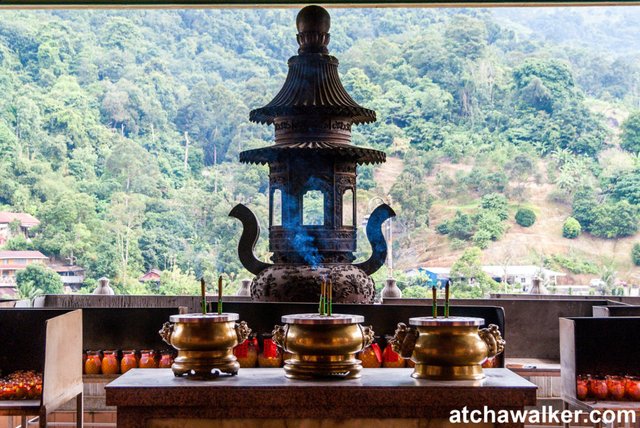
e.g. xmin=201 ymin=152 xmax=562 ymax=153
xmin=106 ymin=368 xmax=537 ymax=428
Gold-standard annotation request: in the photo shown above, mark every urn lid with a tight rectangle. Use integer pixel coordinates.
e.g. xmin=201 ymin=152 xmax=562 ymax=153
xmin=169 ymin=313 xmax=239 ymax=323
xmin=249 ymin=5 xmax=376 ymax=126
xmin=409 ymin=316 xmax=485 ymax=327
xmin=281 ymin=313 xmax=364 ymax=325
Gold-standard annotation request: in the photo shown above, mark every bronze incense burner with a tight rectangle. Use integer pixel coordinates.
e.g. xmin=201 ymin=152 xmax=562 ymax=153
xmin=390 ymin=317 xmax=505 ymax=380
xmin=229 ymin=5 xmax=395 ymax=304
xmin=273 ymin=313 xmax=374 ymax=379
xmin=159 ymin=313 xmax=251 ymax=378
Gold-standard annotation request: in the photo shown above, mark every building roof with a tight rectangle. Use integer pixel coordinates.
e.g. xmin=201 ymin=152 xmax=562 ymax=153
xmin=139 ymin=269 xmax=162 ymax=282
xmin=0 ymin=251 xmax=48 ymax=260
xmin=0 ymin=212 xmax=40 ymax=228
xmin=420 ymin=265 xmax=565 ymax=278
xmin=51 ymin=265 xmax=85 ymax=273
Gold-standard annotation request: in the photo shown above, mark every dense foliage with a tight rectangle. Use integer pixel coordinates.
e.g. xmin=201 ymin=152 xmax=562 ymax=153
xmin=0 ymin=8 xmax=638 ymax=294
xmin=621 ymin=113 xmax=640 ymax=154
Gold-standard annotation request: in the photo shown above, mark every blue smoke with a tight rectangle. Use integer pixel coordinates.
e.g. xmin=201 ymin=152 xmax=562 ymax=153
xmin=278 ymin=176 xmax=326 ymax=268
xmin=291 ymin=226 xmax=322 ymax=268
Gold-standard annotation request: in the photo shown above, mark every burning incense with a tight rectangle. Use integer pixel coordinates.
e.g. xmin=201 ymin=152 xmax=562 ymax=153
xmin=217 ymin=275 xmax=223 ymax=315
xmin=432 ymin=286 xmax=437 ymax=319
xmin=200 ymin=278 xmax=206 ymax=315
xmin=445 ymin=280 xmax=451 ymax=318
xmin=319 ymin=278 xmax=324 ymax=315
xmin=328 ymin=278 xmax=333 ymax=316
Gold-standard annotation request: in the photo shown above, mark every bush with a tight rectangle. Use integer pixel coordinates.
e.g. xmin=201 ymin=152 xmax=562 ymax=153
xmin=589 ymin=201 xmax=639 ymax=238
xmin=515 ymin=208 xmax=536 ymax=227
xmin=633 ymin=243 xmax=640 ymax=267
xmin=545 ymin=253 xmax=598 ymax=274
xmin=481 ymin=193 xmax=509 ymax=220
xmin=435 ymin=222 xmax=450 ymax=235
xmin=562 ymin=217 xmax=581 ymax=239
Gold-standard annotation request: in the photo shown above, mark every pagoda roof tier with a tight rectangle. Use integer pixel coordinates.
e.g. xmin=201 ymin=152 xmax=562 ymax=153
xmin=249 ymin=55 xmax=376 ymax=126
xmin=239 ymin=141 xmax=385 ymax=165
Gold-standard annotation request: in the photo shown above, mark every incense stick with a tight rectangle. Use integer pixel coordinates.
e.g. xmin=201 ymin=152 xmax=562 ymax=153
xmin=200 ymin=278 xmax=206 ymax=315
xmin=432 ymin=286 xmax=437 ymax=319
xmin=319 ymin=277 xmax=325 ymax=315
xmin=217 ymin=275 xmax=223 ymax=315
xmin=445 ymin=280 xmax=450 ymax=318
xmin=328 ymin=277 xmax=333 ymax=316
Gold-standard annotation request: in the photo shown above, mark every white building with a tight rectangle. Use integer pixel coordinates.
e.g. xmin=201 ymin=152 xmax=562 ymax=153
xmin=418 ymin=265 xmax=565 ymax=289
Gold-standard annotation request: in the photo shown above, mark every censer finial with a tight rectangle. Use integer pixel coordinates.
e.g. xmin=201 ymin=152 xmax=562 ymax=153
xmin=296 ymin=5 xmax=331 ymax=54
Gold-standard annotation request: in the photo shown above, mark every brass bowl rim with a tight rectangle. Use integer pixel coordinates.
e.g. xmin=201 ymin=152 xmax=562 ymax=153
xmin=169 ymin=313 xmax=239 ymax=323
xmin=281 ymin=313 xmax=364 ymax=325
xmin=409 ymin=316 xmax=484 ymax=326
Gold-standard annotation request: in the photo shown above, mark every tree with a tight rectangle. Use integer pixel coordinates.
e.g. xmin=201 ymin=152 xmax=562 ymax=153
xmin=104 ymin=140 xmax=163 ymax=196
xmin=589 ymin=201 xmax=639 ymax=238
xmin=610 ymin=170 xmax=640 ymax=205
xmin=562 ymin=217 xmax=582 ymax=239
xmin=446 ymin=211 xmax=474 ymax=240
xmin=475 ymin=211 xmax=505 ymax=241
xmin=16 ymin=264 xmax=64 ymax=295
xmin=572 ymin=188 xmax=598 ymax=230
xmin=107 ymin=192 xmax=146 ymax=287
xmin=621 ymin=112 xmax=640 ymax=154
xmin=14 ymin=280 xmax=43 ymax=303
xmin=481 ymin=193 xmax=509 ymax=221
xmin=515 ymin=208 xmax=536 ymax=227
xmin=450 ymin=247 xmax=498 ymax=296
xmin=632 ymin=243 xmax=640 ymax=267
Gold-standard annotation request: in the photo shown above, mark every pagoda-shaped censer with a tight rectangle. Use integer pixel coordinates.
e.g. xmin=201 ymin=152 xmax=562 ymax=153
xmin=230 ymin=5 xmax=395 ymax=304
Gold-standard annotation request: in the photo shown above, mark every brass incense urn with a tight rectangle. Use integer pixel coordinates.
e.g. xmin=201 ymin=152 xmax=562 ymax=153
xmin=272 ymin=313 xmax=374 ymax=379
xmin=390 ymin=317 xmax=505 ymax=380
xmin=159 ymin=313 xmax=251 ymax=378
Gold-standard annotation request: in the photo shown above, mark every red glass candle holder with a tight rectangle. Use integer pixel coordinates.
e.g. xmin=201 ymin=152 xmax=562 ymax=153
xmin=382 ymin=343 xmax=405 ymax=368
xmin=626 ymin=376 xmax=640 ymax=401
xmin=606 ymin=375 xmax=626 ymax=400
xmin=589 ymin=376 xmax=608 ymax=400
xmin=139 ymin=350 xmax=158 ymax=368
xmin=576 ymin=375 xmax=589 ymax=400
xmin=258 ymin=338 xmax=282 ymax=368
xmin=101 ymin=350 xmax=119 ymax=375
xmin=158 ymin=351 xmax=174 ymax=369
xmin=121 ymin=350 xmax=138 ymax=374
xmin=84 ymin=351 xmax=102 ymax=375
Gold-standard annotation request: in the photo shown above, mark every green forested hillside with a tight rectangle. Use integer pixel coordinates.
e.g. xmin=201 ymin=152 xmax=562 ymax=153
xmin=0 ymin=7 xmax=639 ymax=295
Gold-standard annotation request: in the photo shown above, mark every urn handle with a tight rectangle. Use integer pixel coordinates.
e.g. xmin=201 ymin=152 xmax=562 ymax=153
xmin=235 ymin=321 xmax=252 ymax=345
xmin=389 ymin=322 xmax=419 ymax=359
xmin=479 ymin=324 xmax=506 ymax=358
xmin=159 ymin=322 xmax=174 ymax=346
xmin=359 ymin=325 xmax=375 ymax=349
xmin=272 ymin=324 xmax=288 ymax=349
